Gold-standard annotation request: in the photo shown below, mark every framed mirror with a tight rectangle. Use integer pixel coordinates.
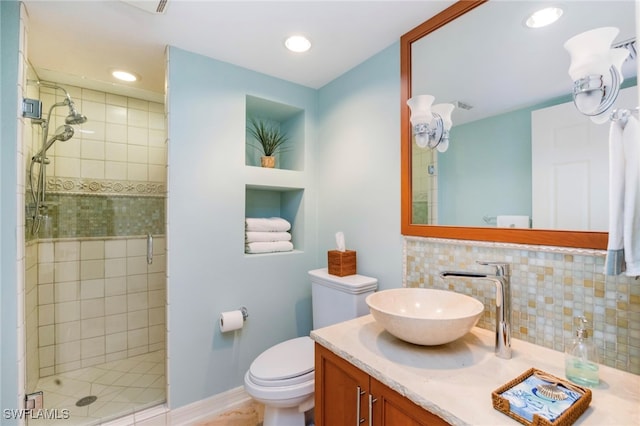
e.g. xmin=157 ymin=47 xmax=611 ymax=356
xmin=400 ymin=0 xmax=637 ymax=249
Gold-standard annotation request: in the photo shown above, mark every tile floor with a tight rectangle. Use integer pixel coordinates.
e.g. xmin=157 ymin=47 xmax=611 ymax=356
xmin=196 ymin=401 xmax=264 ymax=426
xmin=30 ymin=350 xmax=165 ymax=426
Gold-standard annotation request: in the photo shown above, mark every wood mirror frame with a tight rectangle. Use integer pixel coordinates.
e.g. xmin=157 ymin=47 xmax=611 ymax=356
xmin=400 ymin=0 xmax=608 ymax=250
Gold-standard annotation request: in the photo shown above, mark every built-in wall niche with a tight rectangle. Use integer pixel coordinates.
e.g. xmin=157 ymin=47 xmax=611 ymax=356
xmin=245 ymin=185 xmax=304 ymax=254
xmin=245 ymin=95 xmax=305 ymax=171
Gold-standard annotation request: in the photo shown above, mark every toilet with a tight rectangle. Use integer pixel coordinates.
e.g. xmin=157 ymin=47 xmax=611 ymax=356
xmin=244 ymin=268 xmax=378 ymax=426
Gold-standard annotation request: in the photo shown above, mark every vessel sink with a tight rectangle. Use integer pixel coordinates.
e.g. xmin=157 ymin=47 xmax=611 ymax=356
xmin=365 ymin=288 xmax=484 ymax=346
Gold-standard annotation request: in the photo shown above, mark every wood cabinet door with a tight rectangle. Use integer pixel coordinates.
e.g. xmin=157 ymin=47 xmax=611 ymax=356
xmin=315 ymin=343 xmax=370 ymax=426
xmin=370 ymin=377 xmax=450 ymax=426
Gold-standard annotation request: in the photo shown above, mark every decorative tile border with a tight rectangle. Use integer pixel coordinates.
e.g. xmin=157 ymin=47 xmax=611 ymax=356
xmin=47 ymin=177 xmax=166 ymax=197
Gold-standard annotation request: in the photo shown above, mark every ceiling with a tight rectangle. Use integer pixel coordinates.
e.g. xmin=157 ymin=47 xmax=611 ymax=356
xmin=411 ymin=0 xmax=638 ymax=125
xmin=23 ymin=0 xmax=456 ymax=102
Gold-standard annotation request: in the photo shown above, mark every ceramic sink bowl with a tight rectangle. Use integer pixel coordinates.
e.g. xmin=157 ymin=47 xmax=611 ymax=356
xmin=366 ymin=288 xmax=484 ymax=345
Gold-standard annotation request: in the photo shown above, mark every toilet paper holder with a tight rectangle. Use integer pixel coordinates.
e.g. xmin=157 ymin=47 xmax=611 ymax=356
xmin=239 ymin=306 xmax=249 ymax=321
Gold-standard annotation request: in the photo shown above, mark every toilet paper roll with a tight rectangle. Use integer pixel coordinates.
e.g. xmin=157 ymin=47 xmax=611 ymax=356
xmin=219 ymin=310 xmax=244 ymax=333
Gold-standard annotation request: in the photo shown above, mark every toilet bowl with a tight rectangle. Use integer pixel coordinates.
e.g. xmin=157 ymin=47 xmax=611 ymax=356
xmin=244 ymin=336 xmax=315 ymax=426
xmin=244 ymin=269 xmax=378 ymax=426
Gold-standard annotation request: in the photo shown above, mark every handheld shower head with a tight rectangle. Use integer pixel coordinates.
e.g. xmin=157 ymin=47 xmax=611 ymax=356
xmin=65 ymin=100 xmax=88 ymax=125
xmin=53 ymin=124 xmax=75 ymax=142
xmin=36 ymin=125 xmax=75 ymax=158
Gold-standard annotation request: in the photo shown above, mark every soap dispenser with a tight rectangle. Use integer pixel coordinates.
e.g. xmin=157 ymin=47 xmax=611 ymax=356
xmin=565 ymin=316 xmax=599 ymax=387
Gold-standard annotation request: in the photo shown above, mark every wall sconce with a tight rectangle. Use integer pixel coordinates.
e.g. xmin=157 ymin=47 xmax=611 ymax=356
xmin=407 ymin=95 xmax=454 ymax=152
xmin=564 ymin=27 xmax=630 ymax=123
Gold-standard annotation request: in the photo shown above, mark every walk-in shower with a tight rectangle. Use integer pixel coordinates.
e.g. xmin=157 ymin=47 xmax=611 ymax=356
xmin=25 ymin=81 xmax=88 ymax=235
xmin=22 ymin=75 xmax=168 ymax=425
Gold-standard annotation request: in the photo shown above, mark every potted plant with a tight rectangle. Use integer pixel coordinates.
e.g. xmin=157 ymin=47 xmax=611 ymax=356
xmin=247 ymin=118 xmax=289 ymax=168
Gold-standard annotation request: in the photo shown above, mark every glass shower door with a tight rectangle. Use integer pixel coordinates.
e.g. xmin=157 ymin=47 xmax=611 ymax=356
xmin=23 ymin=79 xmax=167 ymax=425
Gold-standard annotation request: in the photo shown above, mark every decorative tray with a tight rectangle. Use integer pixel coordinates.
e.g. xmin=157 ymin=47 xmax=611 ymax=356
xmin=491 ymin=368 xmax=592 ymax=426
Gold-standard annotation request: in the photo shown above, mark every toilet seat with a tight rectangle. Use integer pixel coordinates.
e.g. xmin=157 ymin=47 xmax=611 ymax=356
xmin=248 ymin=336 xmax=314 ymax=387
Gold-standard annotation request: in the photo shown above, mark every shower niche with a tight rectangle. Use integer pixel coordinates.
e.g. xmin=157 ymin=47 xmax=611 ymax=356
xmin=245 ymin=95 xmax=305 ymax=171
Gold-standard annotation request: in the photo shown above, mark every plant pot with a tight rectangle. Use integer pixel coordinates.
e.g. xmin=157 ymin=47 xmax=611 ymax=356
xmin=261 ymin=156 xmax=276 ymax=168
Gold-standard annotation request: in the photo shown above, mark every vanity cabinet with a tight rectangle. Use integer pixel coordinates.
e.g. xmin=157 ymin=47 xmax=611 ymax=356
xmin=315 ymin=343 xmax=450 ymax=426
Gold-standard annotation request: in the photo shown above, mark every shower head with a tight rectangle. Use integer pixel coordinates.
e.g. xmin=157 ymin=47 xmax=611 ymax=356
xmin=65 ymin=100 xmax=88 ymax=125
xmin=31 ymin=81 xmax=87 ymax=125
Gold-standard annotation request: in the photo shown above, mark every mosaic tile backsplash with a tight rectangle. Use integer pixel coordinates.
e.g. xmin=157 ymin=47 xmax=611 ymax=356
xmin=404 ymin=237 xmax=640 ymax=375
xmin=38 ymin=193 xmax=165 ymax=239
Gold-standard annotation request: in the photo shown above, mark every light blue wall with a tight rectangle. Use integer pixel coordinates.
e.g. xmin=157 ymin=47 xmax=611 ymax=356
xmin=439 ymin=108 xmax=533 ymax=226
xmin=438 ymin=77 xmax=637 ymax=227
xmin=166 ymin=41 xmax=403 ymax=409
xmin=166 ymin=47 xmax=319 ymax=409
xmin=1 ymin=1 xmax=20 ymax=422
xmin=316 ymin=43 xmax=403 ymax=291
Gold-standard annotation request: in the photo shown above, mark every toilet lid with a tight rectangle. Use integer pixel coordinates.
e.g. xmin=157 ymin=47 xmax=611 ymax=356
xmin=249 ymin=336 xmax=314 ymax=385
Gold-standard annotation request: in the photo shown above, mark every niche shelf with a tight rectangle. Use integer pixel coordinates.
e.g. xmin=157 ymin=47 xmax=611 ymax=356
xmin=245 ymin=95 xmax=305 ymax=172
xmin=245 ymin=185 xmax=304 ymax=255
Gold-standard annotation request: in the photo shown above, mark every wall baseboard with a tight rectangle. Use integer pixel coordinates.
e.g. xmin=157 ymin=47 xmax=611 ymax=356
xmin=169 ymin=386 xmax=252 ymax=425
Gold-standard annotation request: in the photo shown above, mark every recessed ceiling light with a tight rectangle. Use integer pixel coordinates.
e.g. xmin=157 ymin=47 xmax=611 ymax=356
xmin=526 ymin=7 xmax=563 ymax=28
xmin=285 ymin=35 xmax=311 ymax=53
xmin=112 ymin=70 xmax=138 ymax=82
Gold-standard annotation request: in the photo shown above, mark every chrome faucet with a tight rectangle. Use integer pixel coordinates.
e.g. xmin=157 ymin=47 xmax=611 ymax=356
xmin=439 ymin=261 xmax=512 ymax=359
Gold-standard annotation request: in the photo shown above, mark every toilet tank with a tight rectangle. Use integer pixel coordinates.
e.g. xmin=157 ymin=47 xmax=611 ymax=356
xmin=309 ymin=268 xmax=378 ymax=329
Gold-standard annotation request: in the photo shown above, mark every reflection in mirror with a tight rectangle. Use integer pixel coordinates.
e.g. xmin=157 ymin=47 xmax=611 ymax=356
xmin=401 ymin=0 xmax=637 ymax=249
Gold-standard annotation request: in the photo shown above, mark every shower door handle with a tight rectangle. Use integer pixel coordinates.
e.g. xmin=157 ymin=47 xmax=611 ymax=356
xmin=147 ymin=233 xmax=153 ymax=265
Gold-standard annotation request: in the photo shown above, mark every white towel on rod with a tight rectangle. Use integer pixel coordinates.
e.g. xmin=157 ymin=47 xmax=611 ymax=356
xmin=605 ymin=115 xmax=640 ymax=276
xmin=245 ymin=217 xmax=291 ymax=232
xmin=245 ymin=231 xmax=291 ymax=243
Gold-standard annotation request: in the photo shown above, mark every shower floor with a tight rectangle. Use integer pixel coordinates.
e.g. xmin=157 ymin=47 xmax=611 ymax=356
xmin=30 ymin=350 xmax=165 ymax=426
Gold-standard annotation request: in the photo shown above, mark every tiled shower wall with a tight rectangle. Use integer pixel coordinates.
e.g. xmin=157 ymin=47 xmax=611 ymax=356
xmin=23 ymin=79 xmax=167 ymax=384
xmin=411 ymin=142 xmax=437 ymax=225
xmin=404 ymin=237 xmax=640 ymax=375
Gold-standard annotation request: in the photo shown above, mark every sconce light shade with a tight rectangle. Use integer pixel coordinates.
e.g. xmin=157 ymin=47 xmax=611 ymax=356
xmin=564 ymin=27 xmax=629 ymax=122
xmin=407 ymin=95 xmax=435 ymax=148
xmin=565 ymin=27 xmax=619 ymax=79
xmin=407 ymin=95 xmax=453 ymax=151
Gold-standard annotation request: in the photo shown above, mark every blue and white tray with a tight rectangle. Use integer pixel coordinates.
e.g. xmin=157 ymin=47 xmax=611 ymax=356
xmin=492 ymin=368 xmax=592 ymax=426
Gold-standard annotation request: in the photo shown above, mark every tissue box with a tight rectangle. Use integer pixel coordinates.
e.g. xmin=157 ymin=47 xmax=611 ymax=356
xmin=328 ymin=250 xmax=357 ymax=276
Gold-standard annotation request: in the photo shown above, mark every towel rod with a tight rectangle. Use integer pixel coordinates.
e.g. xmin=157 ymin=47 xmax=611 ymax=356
xmin=483 ymin=215 xmax=496 ymax=225
xmin=610 ymin=106 xmax=639 ymax=127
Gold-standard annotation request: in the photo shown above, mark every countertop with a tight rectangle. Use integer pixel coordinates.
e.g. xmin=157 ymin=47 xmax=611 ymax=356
xmin=310 ymin=315 xmax=640 ymax=426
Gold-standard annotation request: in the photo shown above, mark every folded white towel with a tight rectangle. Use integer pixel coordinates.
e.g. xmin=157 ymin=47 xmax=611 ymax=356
xmin=245 ymin=231 xmax=292 ymax=243
xmin=245 ymin=217 xmax=291 ymax=232
xmin=605 ymin=115 xmax=640 ymax=276
xmin=245 ymin=241 xmax=294 ymax=254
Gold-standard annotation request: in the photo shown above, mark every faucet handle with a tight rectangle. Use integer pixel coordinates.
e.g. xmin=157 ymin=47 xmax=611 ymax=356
xmin=477 ymin=261 xmax=510 ymax=276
